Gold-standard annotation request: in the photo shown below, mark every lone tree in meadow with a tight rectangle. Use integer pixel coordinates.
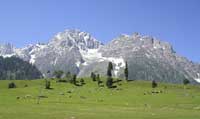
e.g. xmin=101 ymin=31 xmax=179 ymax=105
xmin=91 ymin=72 xmax=96 ymax=81
xmin=8 ymin=82 xmax=16 ymax=89
xmin=107 ymin=62 xmax=113 ymax=77
xmin=152 ymin=80 xmax=157 ymax=88
xmin=72 ymin=74 xmax=77 ymax=85
xmin=124 ymin=61 xmax=129 ymax=81
xmin=45 ymin=80 xmax=51 ymax=89
xmin=183 ymin=78 xmax=190 ymax=85
xmin=106 ymin=62 xmax=113 ymax=88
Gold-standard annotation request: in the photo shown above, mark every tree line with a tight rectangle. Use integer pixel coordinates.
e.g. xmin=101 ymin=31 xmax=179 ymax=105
xmin=0 ymin=56 xmax=42 ymax=80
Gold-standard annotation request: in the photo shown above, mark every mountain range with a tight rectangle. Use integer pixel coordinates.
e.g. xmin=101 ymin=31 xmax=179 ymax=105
xmin=0 ymin=29 xmax=200 ymax=84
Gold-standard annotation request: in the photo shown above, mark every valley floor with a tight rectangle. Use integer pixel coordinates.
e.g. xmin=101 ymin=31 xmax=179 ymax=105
xmin=0 ymin=79 xmax=200 ymax=119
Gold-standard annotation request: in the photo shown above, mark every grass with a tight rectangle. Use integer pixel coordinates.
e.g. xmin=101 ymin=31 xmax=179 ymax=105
xmin=0 ymin=78 xmax=200 ymax=119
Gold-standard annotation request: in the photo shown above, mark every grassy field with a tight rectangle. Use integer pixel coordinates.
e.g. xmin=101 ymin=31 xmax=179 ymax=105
xmin=0 ymin=78 xmax=200 ymax=119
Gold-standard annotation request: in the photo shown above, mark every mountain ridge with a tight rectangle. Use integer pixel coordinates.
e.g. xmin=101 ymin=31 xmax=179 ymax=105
xmin=0 ymin=29 xmax=199 ymax=83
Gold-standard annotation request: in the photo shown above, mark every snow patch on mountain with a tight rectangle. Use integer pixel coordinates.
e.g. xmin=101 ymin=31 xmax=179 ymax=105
xmin=30 ymin=55 xmax=36 ymax=64
xmin=53 ymin=58 xmax=58 ymax=65
xmin=76 ymin=61 xmax=81 ymax=67
xmin=195 ymin=78 xmax=200 ymax=83
xmin=195 ymin=73 xmax=200 ymax=83
xmin=106 ymin=57 xmax=125 ymax=76
xmin=80 ymin=49 xmax=102 ymax=63
xmin=80 ymin=49 xmax=125 ymax=76
xmin=1 ymin=54 xmax=15 ymax=58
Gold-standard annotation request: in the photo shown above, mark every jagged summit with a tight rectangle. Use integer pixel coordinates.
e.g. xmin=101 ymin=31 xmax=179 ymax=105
xmin=102 ymin=33 xmax=175 ymax=56
xmin=50 ymin=29 xmax=103 ymax=51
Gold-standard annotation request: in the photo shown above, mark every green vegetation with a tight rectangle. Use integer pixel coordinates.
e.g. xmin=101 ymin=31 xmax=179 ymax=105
xmin=0 ymin=56 xmax=42 ymax=80
xmin=183 ymin=78 xmax=190 ymax=85
xmin=106 ymin=62 xmax=114 ymax=88
xmin=8 ymin=82 xmax=16 ymax=89
xmin=45 ymin=80 xmax=51 ymax=89
xmin=90 ymin=72 xmax=96 ymax=81
xmin=152 ymin=80 xmax=158 ymax=88
xmin=124 ymin=61 xmax=129 ymax=81
xmin=0 ymin=78 xmax=200 ymax=119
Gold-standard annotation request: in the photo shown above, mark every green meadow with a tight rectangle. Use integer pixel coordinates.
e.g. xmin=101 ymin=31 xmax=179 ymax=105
xmin=0 ymin=78 xmax=200 ymax=119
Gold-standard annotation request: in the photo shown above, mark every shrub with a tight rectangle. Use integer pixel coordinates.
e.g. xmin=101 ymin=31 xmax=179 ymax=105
xmin=45 ymin=80 xmax=51 ymax=89
xmin=71 ymin=74 xmax=77 ymax=85
xmin=57 ymin=79 xmax=67 ymax=83
xmin=152 ymin=80 xmax=157 ymax=88
xmin=183 ymin=78 xmax=190 ymax=85
xmin=8 ymin=82 xmax=16 ymax=89
xmin=91 ymin=72 xmax=96 ymax=81
xmin=80 ymin=78 xmax=85 ymax=85
xmin=98 ymin=80 xmax=103 ymax=86
xmin=24 ymin=84 xmax=28 ymax=87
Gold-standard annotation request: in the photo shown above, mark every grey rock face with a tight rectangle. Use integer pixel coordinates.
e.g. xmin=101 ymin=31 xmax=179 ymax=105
xmin=99 ymin=33 xmax=200 ymax=83
xmin=0 ymin=30 xmax=199 ymax=84
xmin=0 ymin=30 xmax=103 ymax=77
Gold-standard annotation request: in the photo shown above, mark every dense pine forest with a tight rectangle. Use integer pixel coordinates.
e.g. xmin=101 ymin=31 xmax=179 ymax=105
xmin=0 ymin=56 xmax=42 ymax=80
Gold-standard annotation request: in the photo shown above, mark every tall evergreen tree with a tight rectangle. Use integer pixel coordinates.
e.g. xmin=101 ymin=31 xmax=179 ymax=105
xmin=45 ymin=80 xmax=51 ymax=89
xmin=183 ymin=78 xmax=190 ymax=85
xmin=106 ymin=62 xmax=113 ymax=88
xmin=90 ymin=72 xmax=96 ymax=81
xmin=106 ymin=77 xmax=113 ymax=88
xmin=124 ymin=61 xmax=129 ymax=81
xmin=152 ymin=80 xmax=158 ymax=88
xmin=72 ymin=74 xmax=77 ymax=85
xmin=107 ymin=62 xmax=113 ymax=77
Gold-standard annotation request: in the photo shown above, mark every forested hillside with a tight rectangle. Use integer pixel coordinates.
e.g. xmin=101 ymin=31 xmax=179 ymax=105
xmin=0 ymin=56 xmax=42 ymax=80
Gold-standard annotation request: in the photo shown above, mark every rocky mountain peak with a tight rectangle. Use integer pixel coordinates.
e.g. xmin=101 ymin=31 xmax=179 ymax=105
xmin=111 ymin=33 xmax=174 ymax=53
xmin=49 ymin=29 xmax=103 ymax=51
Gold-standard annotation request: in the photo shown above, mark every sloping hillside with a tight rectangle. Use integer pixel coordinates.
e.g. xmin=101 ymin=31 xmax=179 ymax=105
xmin=0 ymin=56 xmax=42 ymax=80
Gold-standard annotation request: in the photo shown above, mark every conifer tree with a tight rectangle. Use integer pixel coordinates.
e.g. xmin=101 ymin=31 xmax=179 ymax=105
xmin=106 ymin=62 xmax=113 ymax=88
xmin=107 ymin=62 xmax=113 ymax=77
xmin=91 ymin=72 xmax=96 ymax=81
xmin=124 ymin=61 xmax=129 ymax=81
xmin=72 ymin=74 xmax=77 ymax=85
xmin=152 ymin=80 xmax=157 ymax=88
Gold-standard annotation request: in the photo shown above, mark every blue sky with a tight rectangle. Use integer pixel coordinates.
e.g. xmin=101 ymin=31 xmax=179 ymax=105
xmin=0 ymin=0 xmax=199 ymax=62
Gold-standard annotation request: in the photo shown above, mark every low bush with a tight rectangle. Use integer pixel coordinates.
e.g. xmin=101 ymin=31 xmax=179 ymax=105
xmin=8 ymin=82 xmax=16 ymax=89
xmin=24 ymin=84 xmax=28 ymax=87
xmin=152 ymin=80 xmax=158 ymax=88
xmin=45 ymin=80 xmax=51 ymax=89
